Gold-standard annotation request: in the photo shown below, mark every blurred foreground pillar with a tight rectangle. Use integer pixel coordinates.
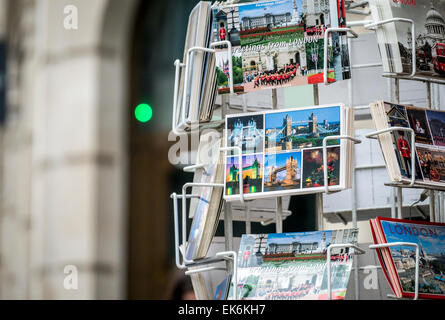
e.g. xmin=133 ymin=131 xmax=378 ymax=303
xmin=0 ymin=0 xmax=137 ymax=299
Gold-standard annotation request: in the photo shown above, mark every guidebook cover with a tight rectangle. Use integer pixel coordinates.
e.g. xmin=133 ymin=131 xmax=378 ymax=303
xmin=233 ymin=229 xmax=358 ymax=300
xmin=212 ymin=0 xmax=351 ymax=94
xmin=370 ymin=0 xmax=445 ymax=78
xmin=224 ymin=104 xmax=345 ymax=200
xmin=378 ymin=217 xmax=445 ymax=299
xmin=383 ymin=102 xmax=445 ymax=186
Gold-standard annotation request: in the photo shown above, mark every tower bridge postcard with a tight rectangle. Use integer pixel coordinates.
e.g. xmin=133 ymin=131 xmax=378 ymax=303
xmin=265 ymin=106 xmax=341 ymax=153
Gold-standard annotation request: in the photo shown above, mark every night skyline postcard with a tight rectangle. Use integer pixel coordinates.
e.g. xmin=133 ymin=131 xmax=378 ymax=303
xmin=227 ymin=114 xmax=264 ymax=155
xmin=226 ymin=154 xmax=264 ymax=195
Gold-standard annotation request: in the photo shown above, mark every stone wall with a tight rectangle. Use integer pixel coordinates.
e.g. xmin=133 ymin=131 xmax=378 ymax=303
xmin=0 ymin=0 xmax=137 ymax=299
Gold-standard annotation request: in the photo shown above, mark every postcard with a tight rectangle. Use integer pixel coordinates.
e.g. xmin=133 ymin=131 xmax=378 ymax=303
xmin=224 ymin=104 xmax=347 ymax=200
xmin=302 ymin=147 xmax=340 ymax=189
xmin=265 ymin=106 xmax=340 ymax=153
xmin=426 ymin=110 xmax=445 ymax=147
xmin=378 ymin=218 xmax=445 ymax=299
xmin=213 ymin=0 xmax=351 ymax=94
xmin=370 ymin=0 xmax=445 ymax=79
xmin=232 ymin=229 xmax=358 ymax=300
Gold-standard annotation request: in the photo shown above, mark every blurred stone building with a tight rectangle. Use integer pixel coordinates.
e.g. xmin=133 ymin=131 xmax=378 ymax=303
xmin=0 ymin=0 xmax=198 ymax=299
xmin=1 ymin=0 xmax=443 ymax=301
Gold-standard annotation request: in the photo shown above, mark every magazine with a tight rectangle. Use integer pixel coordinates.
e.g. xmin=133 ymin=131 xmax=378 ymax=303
xmin=232 ymin=229 xmax=358 ymax=300
xmin=223 ymin=104 xmax=354 ymax=201
xmin=212 ymin=0 xmax=351 ymax=94
xmin=370 ymin=217 xmax=445 ymax=300
xmin=369 ymin=0 xmax=445 ymax=79
xmin=369 ymin=101 xmax=445 ymax=190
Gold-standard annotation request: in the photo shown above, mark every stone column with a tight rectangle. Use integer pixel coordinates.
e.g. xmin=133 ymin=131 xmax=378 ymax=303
xmin=0 ymin=0 xmax=136 ymax=300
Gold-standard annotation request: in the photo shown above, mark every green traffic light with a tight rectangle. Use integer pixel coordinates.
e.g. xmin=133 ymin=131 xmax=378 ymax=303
xmin=135 ymin=104 xmax=153 ymax=123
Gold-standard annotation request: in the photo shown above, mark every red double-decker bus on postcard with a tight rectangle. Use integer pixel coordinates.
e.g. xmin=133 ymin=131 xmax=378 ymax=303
xmin=432 ymin=42 xmax=445 ymax=74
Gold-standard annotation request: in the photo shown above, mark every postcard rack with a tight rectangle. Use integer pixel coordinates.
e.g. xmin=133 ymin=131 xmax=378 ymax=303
xmin=169 ymin=17 xmax=372 ymax=298
xmin=170 ymin=138 xmax=363 ymax=294
xmin=168 ymin=2 xmax=444 ymax=300
xmin=172 ymin=40 xmax=234 ymax=135
xmin=343 ymin=14 xmax=444 ymax=300
xmin=170 ymin=39 xmax=365 ymax=300
xmin=363 ymin=76 xmax=445 ymax=223
xmin=346 ymin=12 xmax=445 ymax=226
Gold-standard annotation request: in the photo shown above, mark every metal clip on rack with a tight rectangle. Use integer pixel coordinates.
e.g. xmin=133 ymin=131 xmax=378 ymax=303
xmin=363 ymin=18 xmax=416 ymax=77
xmin=183 ymin=163 xmax=207 ymax=173
xmin=170 ymin=146 xmax=244 ymax=299
xmin=369 ymin=242 xmax=420 ymax=300
xmin=322 ymin=135 xmax=362 ymax=194
xmin=365 ymin=127 xmax=416 ymax=188
xmin=171 ymin=146 xmax=244 ymax=265
xmin=185 ymin=251 xmax=238 ymax=300
xmin=326 ymin=243 xmax=365 ymax=300
xmin=170 ymin=7 xmax=425 ymax=299
xmin=366 ymin=126 xmax=428 ymax=221
xmin=172 ymin=40 xmax=234 ymax=135
xmin=323 ymin=27 xmax=358 ymax=85
xmin=348 ymin=14 xmax=445 ymax=223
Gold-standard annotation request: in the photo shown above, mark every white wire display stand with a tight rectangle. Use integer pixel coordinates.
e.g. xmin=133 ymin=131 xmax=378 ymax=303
xmin=363 ymin=78 xmax=445 ymax=222
xmin=172 ymin=40 xmax=234 ymax=135
xmin=326 ymin=243 xmax=365 ymax=300
xmin=170 ymin=21 xmax=367 ymax=298
xmin=168 ymin=3 xmax=442 ymax=300
xmin=323 ymin=27 xmax=358 ymax=85
xmin=347 ymin=12 xmax=445 ymax=225
xmin=346 ymin=9 xmax=442 ymax=301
